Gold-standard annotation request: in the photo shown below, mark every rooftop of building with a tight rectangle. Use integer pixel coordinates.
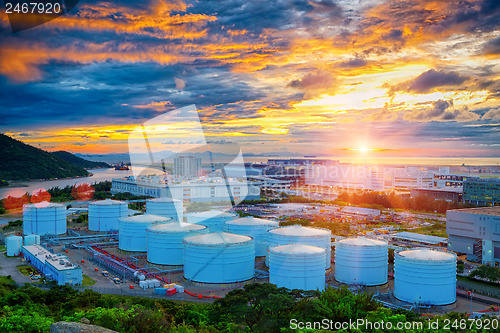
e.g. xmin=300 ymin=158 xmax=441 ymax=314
xmin=23 ymin=244 xmax=79 ymax=271
xmin=392 ymin=231 xmax=448 ymax=244
xmin=447 ymin=206 xmax=500 ymax=216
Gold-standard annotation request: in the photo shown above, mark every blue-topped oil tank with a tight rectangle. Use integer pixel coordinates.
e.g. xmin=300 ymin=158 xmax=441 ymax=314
xmin=88 ymin=199 xmax=128 ymax=231
xmin=335 ymin=237 xmax=388 ymax=286
xmin=394 ymin=248 xmax=456 ymax=305
xmin=119 ymin=214 xmax=170 ymax=252
xmin=269 ymin=244 xmax=326 ymax=291
xmin=146 ymin=197 xmax=183 ymax=222
xmin=146 ymin=223 xmax=208 ymax=265
xmin=223 ymin=217 xmax=279 ymax=256
xmin=6 ymin=235 xmax=23 ymax=256
xmin=186 ymin=210 xmax=238 ymax=232
xmin=23 ymin=202 xmax=66 ymax=235
xmin=266 ymin=225 xmax=332 ymax=268
xmin=183 ymin=232 xmax=255 ymax=283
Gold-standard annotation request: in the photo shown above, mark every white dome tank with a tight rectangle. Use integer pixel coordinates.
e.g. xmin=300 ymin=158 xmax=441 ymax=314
xmin=6 ymin=235 xmax=23 ymax=256
xmin=183 ymin=232 xmax=255 ymax=283
xmin=266 ymin=226 xmax=332 ymax=268
xmin=394 ymin=248 xmax=457 ymax=305
xmin=23 ymin=202 xmax=66 ymax=235
xmin=146 ymin=223 xmax=209 ymax=265
xmin=269 ymin=244 xmax=326 ymax=291
xmin=186 ymin=210 xmax=238 ymax=232
xmin=88 ymin=199 xmax=128 ymax=231
xmin=23 ymin=234 xmax=40 ymax=246
xmin=146 ymin=197 xmax=183 ymax=222
xmin=222 ymin=217 xmax=279 ymax=256
xmin=119 ymin=214 xmax=170 ymax=252
xmin=335 ymin=237 xmax=388 ymax=286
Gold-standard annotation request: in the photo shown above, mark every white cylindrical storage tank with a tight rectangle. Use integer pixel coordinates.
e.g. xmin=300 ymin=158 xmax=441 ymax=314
xmin=183 ymin=232 xmax=255 ymax=283
xmin=23 ymin=202 xmax=66 ymax=235
xmin=335 ymin=237 xmax=388 ymax=286
xmin=394 ymin=248 xmax=457 ymax=305
xmin=266 ymin=226 xmax=332 ymax=268
xmin=147 ymin=223 xmax=209 ymax=265
xmin=269 ymin=244 xmax=326 ymax=291
xmin=6 ymin=235 xmax=23 ymax=256
xmin=119 ymin=214 xmax=170 ymax=252
xmin=186 ymin=210 xmax=238 ymax=232
xmin=223 ymin=217 xmax=279 ymax=256
xmin=88 ymin=199 xmax=128 ymax=231
xmin=146 ymin=198 xmax=183 ymax=222
xmin=23 ymin=234 xmax=38 ymax=246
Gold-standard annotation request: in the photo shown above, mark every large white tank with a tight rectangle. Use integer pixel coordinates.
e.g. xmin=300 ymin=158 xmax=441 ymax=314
xmin=335 ymin=237 xmax=388 ymax=286
xmin=186 ymin=210 xmax=238 ymax=232
xmin=23 ymin=234 xmax=40 ymax=246
xmin=266 ymin=226 xmax=332 ymax=268
xmin=146 ymin=223 xmax=209 ymax=265
xmin=23 ymin=202 xmax=66 ymax=235
xmin=88 ymin=199 xmax=128 ymax=231
xmin=6 ymin=235 xmax=23 ymax=256
xmin=146 ymin=198 xmax=183 ymax=222
xmin=269 ymin=244 xmax=326 ymax=291
xmin=222 ymin=217 xmax=279 ymax=256
xmin=394 ymin=248 xmax=457 ymax=305
xmin=119 ymin=214 xmax=170 ymax=252
xmin=183 ymin=232 xmax=255 ymax=283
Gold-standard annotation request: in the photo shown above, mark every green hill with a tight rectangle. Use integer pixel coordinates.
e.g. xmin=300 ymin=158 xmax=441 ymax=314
xmin=51 ymin=151 xmax=110 ymax=169
xmin=0 ymin=134 xmax=90 ymax=181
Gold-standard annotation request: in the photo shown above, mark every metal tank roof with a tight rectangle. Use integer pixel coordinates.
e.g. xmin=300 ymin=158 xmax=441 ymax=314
xmin=271 ymin=244 xmax=325 ymax=255
xmin=120 ymin=214 xmax=170 ymax=223
xmin=147 ymin=223 xmax=205 ymax=233
xmin=184 ymin=232 xmax=252 ymax=246
xmin=89 ymin=199 xmax=126 ymax=205
xmin=337 ymin=237 xmax=387 ymax=246
xmin=225 ymin=217 xmax=279 ymax=226
xmin=269 ymin=225 xmax=330 ymax=236
xmin=24 ymin=202 xmax=65 ymax=208
xmin=398 ymin=249 xmax=455 ymax=261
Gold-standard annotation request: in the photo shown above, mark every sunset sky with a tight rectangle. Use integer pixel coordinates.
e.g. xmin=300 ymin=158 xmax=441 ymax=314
xmin=0 ymin=0 xmax=499 ymax=159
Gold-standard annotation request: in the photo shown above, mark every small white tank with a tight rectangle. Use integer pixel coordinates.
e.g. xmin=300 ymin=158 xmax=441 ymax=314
xmin=269 ymin=244 xmax=326 ymax=291
xmin=186 ymin=210 xmax=238 ymax=232
xmin=266 ymin=226 xmax=332 ymax=268
xmin=394 ymin=248 xmax=457 ymax=305
xmin=119 ymin=214 xmax=170 ymax=252
xmin=222 ymin=217 xmax=279 ymax=256
xmin=88 ymin=199 xmax=128 ymax=231
xmin=335 ymin=237 xmax=388 ymax=286
xmin=6 ymin=235 xmax=23 ymax=256
xmin=146 ymin=198 xmax=183 ymax=222
xmin=23 ymin=234 xmax=40 ymax=246
xmin=146 ymin=223 xmax=209 ymax=265
xmin=23 ymin=202 xmax=66 ymax=235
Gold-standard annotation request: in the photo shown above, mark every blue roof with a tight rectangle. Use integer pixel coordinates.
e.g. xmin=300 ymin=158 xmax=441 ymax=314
xmin=392 ymin=231 xmax=447 ymax=245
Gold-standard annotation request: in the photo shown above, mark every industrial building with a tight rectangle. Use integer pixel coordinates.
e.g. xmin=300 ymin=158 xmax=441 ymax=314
xmin=447 ymin=206 xmax=500 ymax=265
xmin=23 ymin=202 xmax=67 ymax=236
xmin=463 ymin=177 xmax=500 ymax=206
xmin=341 ymin=206 xmax=380 ymax=216
xmin=22 ymin=244 xmax=83 ymax=286
xmin=392 ymin=231 xmax=448 ymax=246
xmin=174 ymin=155 xmax=202 ymax=177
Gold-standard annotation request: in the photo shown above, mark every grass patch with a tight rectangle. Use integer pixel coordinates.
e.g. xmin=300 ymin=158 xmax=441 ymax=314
xmin=81 ymin=274 xmax=96 ymax=287
xmin=16 ymin=265 xmax=35 ymax=276
xmin=0 ymin=245 xmax=6 ymax=252
xmin=0 ymin=275 xmax=15 ymax=284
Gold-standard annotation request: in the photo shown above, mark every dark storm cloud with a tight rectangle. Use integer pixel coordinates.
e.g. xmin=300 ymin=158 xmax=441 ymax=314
xmin=482 ymin=36 xmax=500 ymax=55
xmin=389 ymin=69 xmax=467 ymax=95
xmin=337 ymin=58 xmax=367 ymax=68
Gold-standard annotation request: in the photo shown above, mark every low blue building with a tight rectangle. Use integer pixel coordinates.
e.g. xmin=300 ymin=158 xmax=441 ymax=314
xmin=22 ymin=244 xmax=83 ymax=286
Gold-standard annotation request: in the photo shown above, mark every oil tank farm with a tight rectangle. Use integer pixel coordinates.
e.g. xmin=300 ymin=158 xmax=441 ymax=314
xmin=119 ymin=214 xmax=170 ymax=252
xmin=186 ymin=210 xmax=238 ymax=232
xmin=266 ymin=226 xmax=332 ymax=268
xmin=146 ymin=223 xmax=209 ymax=265
xmin=23 ymin=234 xmax=40 ymax=246
xmin=6 ymin=235 xmax=23 ymax=256
xmin=223 ymin=217 xmax=279 ymax=256
xmin=23 ymin=202 xmax=66 ymax=235
xmin=269 ymin=244 xmax=326 ymax=291
xmin=183 ymin=232 xmax=255 ymax=284
xmin=394 ymin=248 xmax=457 ymax=305
xmin=146 ymin=197 xmax=183 ymax=222
xmin=334 ymin=237 xmax=388 ymax=286
xmin=88 ymin=199 xmax=128 ymax=231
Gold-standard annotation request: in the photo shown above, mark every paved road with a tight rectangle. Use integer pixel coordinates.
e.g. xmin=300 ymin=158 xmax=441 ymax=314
xmin=0 ymin=253 xmax=32 ymax=286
